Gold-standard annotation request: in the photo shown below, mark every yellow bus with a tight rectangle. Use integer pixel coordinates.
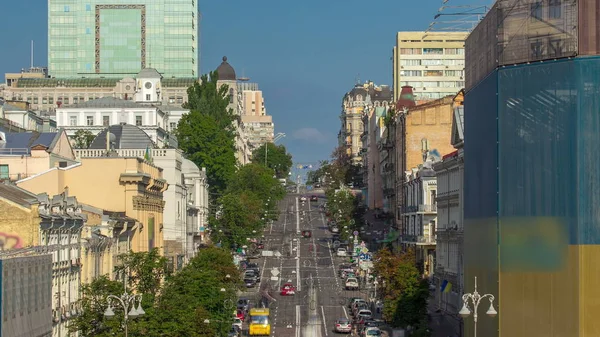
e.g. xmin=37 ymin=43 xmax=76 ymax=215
xmin=248 ymin=308 xmax=270 ymax=336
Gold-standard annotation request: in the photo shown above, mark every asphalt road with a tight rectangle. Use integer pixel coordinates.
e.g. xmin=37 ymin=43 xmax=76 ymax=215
xmin=239 ymin=193 xmax=371 ymax=337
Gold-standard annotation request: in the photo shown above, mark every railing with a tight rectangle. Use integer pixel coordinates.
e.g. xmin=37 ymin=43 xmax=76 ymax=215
xmin=75 ymin=148 xmax=172 ymax=159
xmin=419 ymin=204 xmax=437 ymax=212
xmin=417 ymin=235 xmax=436 ymax=244
xmin=0 ymin=148 xmax=29 ymax=156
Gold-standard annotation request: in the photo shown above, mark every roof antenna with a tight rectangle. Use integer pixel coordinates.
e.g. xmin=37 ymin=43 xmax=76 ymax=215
xmin=31 ymin=40 xmax=34 ymax=69
xmin=355 ymin=73 xmax=360 ymax=85
xmin=238 ymin=68 xmax=249 ymax=81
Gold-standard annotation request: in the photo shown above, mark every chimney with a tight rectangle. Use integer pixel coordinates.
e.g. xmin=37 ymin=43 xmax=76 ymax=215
xmin=396 ymin=86 xmax=416 ymax=111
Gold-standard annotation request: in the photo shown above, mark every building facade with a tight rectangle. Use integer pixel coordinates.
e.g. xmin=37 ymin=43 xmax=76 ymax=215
xmin=16 ymin=157 xmax=167 ymax=254
xmin=432 ymin=102 xmax=464 ymax=336
xmin=0 ymin=129 xmax=78 ymax=181
xmin=340 ymin=81 xmax=392 ymax=165
xmin=76 ymin=125 xmax=209 ymax=262
xmin=237 ymin=82 xmax=274 ymax=152
xmin=0 ymin=251 xmax=53 ymax=337
xmin=0 ymin=70 xmax=196 ymax=115
xmin=464 ymin=1 xmax=600 ymax=337
xmin=392 ymin=31 xmax=467 ymax=102
xmin=1 ymin=101 xmax=56 ymax=132
xmin=394 ymin=94 xmax=458 ymax=240
xmin=48 ymin=0 xmax=198 ymax=78
xmin=400 ymin=164 xmax=437 ymax=277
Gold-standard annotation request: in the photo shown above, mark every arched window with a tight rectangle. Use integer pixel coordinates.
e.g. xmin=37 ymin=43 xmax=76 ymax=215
xmin=229 ymin=88 xmax=234 ymax=103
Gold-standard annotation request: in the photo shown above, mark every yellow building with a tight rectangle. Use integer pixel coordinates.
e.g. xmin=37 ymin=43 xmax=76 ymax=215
xmin=17 ymin=157 xmax=167 ymax=253
xmin=0 ymin=183 xmax=42 ymax=249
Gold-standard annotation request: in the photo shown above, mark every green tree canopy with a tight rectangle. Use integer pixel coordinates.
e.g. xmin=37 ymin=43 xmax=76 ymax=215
xmin=226 ymin=163 xmax=285 ymax=204
xmin=72 ymin=129 xmax=95 ymax=149
xmin=211 ymin=190 xmax=265 ymax=248
xmin=251 ymin=143 xmax=293 ymax=179
xmin=177 ymin=71 xmax=238 ymax=196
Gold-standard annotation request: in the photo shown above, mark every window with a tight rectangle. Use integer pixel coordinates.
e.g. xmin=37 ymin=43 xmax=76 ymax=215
xmin=424 ymin=70 xmax=443 ymax=76
xmin=170 ymin=122 xmax=177 ymax=130
xmin=445 ymin=48 xmax=465 ymax=55
xmin=422 ymin=59 xmax=444 ymax=66
xmin=531 ymin=2 xmax=542 ymax=20
xmin=168 ymin=96 xmax=175 ymax=104
xmin=86 ymin=116 xmax=94 ymax=126
xmin=400 ymin=48 xmax=422 ymax=55
xmin=549 ymin=0 xmax=561 ymax=18
xmin=400 ymin=59 xmax=421 ymax=66
xmin=176 ymin=96 xmax=183 ymax=104
xmin=400 ymin=70 xmax=422 ymax=77
xmin=69 ymin=116 xmax=77 ymax=126
xmin=530 ymin=40 xmax=543 ymax=58
xmin=135 ymin=116 xmax=143 ymax=126
xmin=33 ymin=97 xmax=38 ymax=104
xmin=101 ymin=116 xmax=109 ymax=126
xmin=229 ymin=88 xmax=234 ymax=103
xmin=423 ymin=48 xmax=443 ymax=54
xmin=444 ymin=70 xmax=464 ymax=77
xmin=85 ymin=27 xmax=91 ymax=34
xmin=0 ymin=165 xmax=8 ymax=179
xmin=64 ymin=5 xmax=70 ymax=12
xmin=146 ymin=94 xmax=151 ymax=101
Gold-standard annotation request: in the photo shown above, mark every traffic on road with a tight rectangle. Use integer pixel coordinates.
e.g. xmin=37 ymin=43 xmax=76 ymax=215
xmin=228 ymin=193 xmax=388 ymax=337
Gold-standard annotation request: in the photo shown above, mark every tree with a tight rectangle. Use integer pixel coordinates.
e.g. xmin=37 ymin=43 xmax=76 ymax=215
xmin=177 ymin=111 xmax=237 ymax=196
xmin=177 ymin=71 xmax=238 ymax=196
xmin=114 ymin=248 xmax=169 ymax=295
xmin=67 ymin=276 xmax=124 ymax=336
xmin=226 ymin=163 xmax=285 ymax=205
xmin=72 ymin=129 xmax=95 ymax=149
xmin=211 ymin=190 xmax=265 ymax=248
xmin=373 ymin=248 xmax=429 ymax=330
xmin=251 ymin=143 xmax=293 ymax=179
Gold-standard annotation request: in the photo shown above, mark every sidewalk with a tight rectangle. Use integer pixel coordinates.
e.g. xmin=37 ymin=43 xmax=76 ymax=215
xmin=427 ymin=295 xmax=462 ymax=337
xmin=359 ymin=210 xmax=391 ymax=252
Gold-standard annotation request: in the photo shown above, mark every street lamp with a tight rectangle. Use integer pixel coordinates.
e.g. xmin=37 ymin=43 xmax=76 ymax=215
xmin=103 ymin=289 xmax=145 ymax=337
xmin=459 ymin=276 xmax=497 ymax=337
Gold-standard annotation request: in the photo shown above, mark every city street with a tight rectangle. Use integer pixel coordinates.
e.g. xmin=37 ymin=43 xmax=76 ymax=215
xmin=243 ymin=193 xmax=375 ymax=337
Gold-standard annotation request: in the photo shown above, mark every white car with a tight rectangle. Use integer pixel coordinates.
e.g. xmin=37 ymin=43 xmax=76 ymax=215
xmin=336 ymin=248 xmax=347 ymax=257
xmin=300 ymin=196 xmax=307 ymax=201
xmin=232 ymin=317 xmax=243 ymax=330
xmin=345 ymin=277 xmax=359 ymax=290
xmin=363 ymin=327 xmax=382 ymax=336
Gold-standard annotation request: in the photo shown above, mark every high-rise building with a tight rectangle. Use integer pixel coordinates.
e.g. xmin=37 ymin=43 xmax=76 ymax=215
xmin=48 ymin=0 xmax=198 ymax=78
xmin=392 ymin=31 xmax=468 ymax=102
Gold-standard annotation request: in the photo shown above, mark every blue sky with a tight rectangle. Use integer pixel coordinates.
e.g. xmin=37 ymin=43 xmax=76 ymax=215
xmin=1 ymin=0 xmax=487 ymax=166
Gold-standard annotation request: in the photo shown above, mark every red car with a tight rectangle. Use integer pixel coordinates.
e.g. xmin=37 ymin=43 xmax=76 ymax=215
xmin=280 ymin=283 xmax=296 ymax=296
xmin=236 ymin=309 xmax=245 ymax=321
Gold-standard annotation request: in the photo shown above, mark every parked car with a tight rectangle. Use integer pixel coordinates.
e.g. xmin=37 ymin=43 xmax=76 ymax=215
xmin=244 ymin=278 xmax=257 ymax=288
xmin=355 ymin=309 xmax=373 ymax=321
xmin=331 ymin=226 xmax=339 ymax=233
xmin=334 ymin=318 xmax=352 ymax=333
xmin=302 ymin=230 xmax=312 ymax=238
xmin=228 ymin=326 xmax=241 ymax=337
xmin=337 ymin=248 xmax=347 ymax=257
xmin=362 ymin=327 xmax=382 ymax=336
xmin=246 ymin=263 xmax=260 ymax=275
xmin=280 ymin=283 xmax=296 ymax=296
xmin=300 ymin=196 xmax=307 ymax=202
xmin=310 ymin=195 xmax=318 ymax=202
xmin=244 ymin=270 xmax=258 ymax=281
xmin=236 ymin=308 xmax=246 ymax=321
xmin=345 ymin=277 xmax=359 ymax=291
xmin=348 ymin=297 xmax=366 ymax=309
xmin=237 ymin=298 xmax=250 ymax=311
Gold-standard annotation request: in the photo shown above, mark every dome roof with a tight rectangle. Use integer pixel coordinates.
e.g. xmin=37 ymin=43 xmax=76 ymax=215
xmin=396 ymin=86 xmax=416 ymax=111
xmin=348 ymin=85 xmax=368 ymax=98
xmin=137 ymin=68 xmax=162 ymax=79
xmin=181 ymin=158 xmax=200 ymax=174
xmin=216 ymin=56 xmax=236 ymax=81
xmin=89 ymin=123 xmax=154 ymax=150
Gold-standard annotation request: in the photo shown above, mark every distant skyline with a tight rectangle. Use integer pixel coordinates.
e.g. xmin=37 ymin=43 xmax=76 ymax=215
xmin=1 ymin=0 xmax=488 ymax=165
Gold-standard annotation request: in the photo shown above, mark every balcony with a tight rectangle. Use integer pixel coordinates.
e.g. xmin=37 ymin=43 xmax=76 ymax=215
xmin=401 ymin=235 xmax=436 ymax=245
xmin=403 ymin=204 xmax=437 ymax=213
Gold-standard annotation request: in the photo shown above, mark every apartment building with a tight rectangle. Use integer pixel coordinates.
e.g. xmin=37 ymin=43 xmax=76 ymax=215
xmin=392 ymin=31 xmax=468 ymax=102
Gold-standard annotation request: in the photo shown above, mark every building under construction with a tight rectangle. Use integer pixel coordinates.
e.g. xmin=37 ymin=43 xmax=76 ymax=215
xmin=464 ymin=1 xmax=600 ymax=337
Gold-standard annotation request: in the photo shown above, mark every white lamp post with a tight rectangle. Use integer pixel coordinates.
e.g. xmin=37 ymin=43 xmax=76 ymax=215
xmin=459 ymin=276 xmax=497 ymax=337
xmin=103 ymin=290 xmax=144 ymax=337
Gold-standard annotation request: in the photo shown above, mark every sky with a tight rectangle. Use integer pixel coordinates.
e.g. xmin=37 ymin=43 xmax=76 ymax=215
xmin=0 ymin=0 xmax=487 ymax=167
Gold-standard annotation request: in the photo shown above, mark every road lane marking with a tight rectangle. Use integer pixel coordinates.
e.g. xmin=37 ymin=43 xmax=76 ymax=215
xmin=342 ymin=306 xmax=348 ymax=319
xmin=296 ymin=305 xmax=301 ymax=337
xmin=321 ymin=306 xmax=329 ymax=336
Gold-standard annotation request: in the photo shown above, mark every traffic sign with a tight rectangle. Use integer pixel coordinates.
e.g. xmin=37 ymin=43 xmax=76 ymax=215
xmin=350 ymin=219 xmax=355 ymax=225
xmin=361 ymin=247 xmax=369 ymax=254
xmin=353 ymin=231 xmax=359 ymax=236
xmin=359 ymin=253 xmax=367 ymax=260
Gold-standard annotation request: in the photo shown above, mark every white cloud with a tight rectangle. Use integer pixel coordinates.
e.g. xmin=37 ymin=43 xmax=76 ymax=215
xmin=292 ymin=128 xmax=329 ymax=143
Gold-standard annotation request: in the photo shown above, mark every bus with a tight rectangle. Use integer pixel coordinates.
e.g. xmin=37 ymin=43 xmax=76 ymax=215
xmin=248 ymin=308 xmax=270 ymax=336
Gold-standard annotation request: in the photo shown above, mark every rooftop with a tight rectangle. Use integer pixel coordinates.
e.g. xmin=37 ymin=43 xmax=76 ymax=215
xmin=0 ymin=183 xmax=39 ymax=207
xmin=0 ymin=131 xmax=59 ymax=151
xmin=216 ymin=56 xmax=236 ymax=81
xmin=89 ymin=123 xmax=154 ymax=150
xmin=14 ymin=77 xmax=197 ymax=88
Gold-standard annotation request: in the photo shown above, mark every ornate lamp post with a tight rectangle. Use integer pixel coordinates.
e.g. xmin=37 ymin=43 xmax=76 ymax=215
xmin=459 ymin=276 xmax=498 ymax=337
xmin=103 ymin=288 xmax=145 ymax=337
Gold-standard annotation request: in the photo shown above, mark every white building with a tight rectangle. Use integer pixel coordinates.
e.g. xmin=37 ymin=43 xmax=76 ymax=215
xmin=0 ymin=251 xmax=53 ymax=337
xmin=400 ymin=162 xmax=438 ymax=278
xmin=1 ymin=99 xmax=56 ymax=132
xmin=392 ymin=31 xmax=467 ymax=102
xmin=432 ymin=103 xmax=464 ymax=331
xmin=75 ymin=123 xmax=209 ymax=263
xmin=36 ymin=189 xmax=85 ymax=337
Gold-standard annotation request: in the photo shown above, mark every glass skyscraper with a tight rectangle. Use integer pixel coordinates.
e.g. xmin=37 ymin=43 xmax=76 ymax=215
xmin=48 ymin=0 xmax=198 ymax=78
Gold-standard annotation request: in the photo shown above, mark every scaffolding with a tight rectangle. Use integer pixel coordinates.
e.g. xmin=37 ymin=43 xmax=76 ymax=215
xmin=466 ymin=0 xmax=579 ymax=90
